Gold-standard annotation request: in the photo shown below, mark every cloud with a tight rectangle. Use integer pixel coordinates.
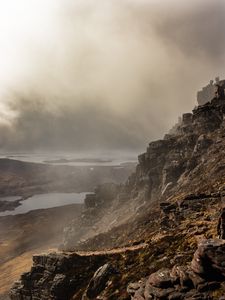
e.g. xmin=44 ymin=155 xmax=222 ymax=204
xmin=0 ymin=0 xmax=224 ymax=152
xmin=153 ymin=0 xmax=225 ymax=61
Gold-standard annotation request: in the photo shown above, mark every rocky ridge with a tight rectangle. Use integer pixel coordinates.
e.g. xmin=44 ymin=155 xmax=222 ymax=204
xmin=10 ymin=93 xmax=225 ymax=299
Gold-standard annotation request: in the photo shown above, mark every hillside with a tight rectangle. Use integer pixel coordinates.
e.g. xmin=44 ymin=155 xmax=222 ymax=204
xmin=0 ymin=158 xmax=135 ymax=298
xmin=10 ymin=94 xmax=225 ymax=299
xmin=0 ymin=158 xmax=134 ymax=201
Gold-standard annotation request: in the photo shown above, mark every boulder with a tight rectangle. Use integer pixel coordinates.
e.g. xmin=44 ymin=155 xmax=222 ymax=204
xmin=148 ymin=268 xmax=175 ymax=288
xmin=128 ymin=281 xmax=146 ymax=300
xmin=83 ymin=264 xmax=116 ymax=299
xmin=191 ymin=239 xmax=225 ymax=280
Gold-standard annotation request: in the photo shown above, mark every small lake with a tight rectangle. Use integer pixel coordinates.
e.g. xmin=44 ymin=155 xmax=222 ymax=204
xmin=0 ymin=192 xmax=86 ymax=217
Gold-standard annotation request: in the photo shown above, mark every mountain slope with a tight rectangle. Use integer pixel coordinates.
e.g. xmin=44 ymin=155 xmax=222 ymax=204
xmin=10 ymin=96 xmax=225 ymax=300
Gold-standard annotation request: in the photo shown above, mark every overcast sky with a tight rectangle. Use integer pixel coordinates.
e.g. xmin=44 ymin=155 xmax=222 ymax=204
xmin=0 ymin=0 xmax=224 ymax=152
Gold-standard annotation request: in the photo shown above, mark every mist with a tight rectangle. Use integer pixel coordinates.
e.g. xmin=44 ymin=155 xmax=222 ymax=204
xmin=0 ymin=0 xmax=225 ymax=152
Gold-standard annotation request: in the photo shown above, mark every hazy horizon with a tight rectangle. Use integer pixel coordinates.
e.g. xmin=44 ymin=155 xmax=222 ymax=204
xmin=0 ymin=0 xmax=225 ymax=152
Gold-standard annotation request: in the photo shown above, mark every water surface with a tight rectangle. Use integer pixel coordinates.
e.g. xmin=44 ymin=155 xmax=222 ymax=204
xmin=0 ymin=192 xmax=86 ymax=217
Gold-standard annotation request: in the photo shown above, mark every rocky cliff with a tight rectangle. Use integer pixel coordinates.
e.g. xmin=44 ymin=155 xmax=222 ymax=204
xmin=10 ymin=94 xmax=225 ymax=299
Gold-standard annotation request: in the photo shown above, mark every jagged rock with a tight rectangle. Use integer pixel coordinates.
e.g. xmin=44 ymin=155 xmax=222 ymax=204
xmin=182 ymin=113 xmax=193 ymax=125
xmin=191 ymin=239 xmax=225 ymax=280
xmin=215 ymin=82 xmax=225 ymax=99
xmin=128 ymin=238 xmax=225 ymax=300
xmin=148 ymin=268 xmax=175 ymax=288
xmin=128 ymin=281 xmax=147 ymax=299
xmin=193 ymin=134 xmax=213 ymax=155
xmin=187 ymin=269 xmax=205 ymax=289
xmin=192 ymin=102 xmax=224 ymax=134
xmin=127 ymin=281 xmax=144 ymax=297
xmin=82 ymin=264 xmax=116 ymax=299
xmin=162 ymin=160 xmax=186 ymax=187
xmin=170 ymin=265 xmax=193 ymax=288
xmin=10 ymin=252 xmax=108 ymax=300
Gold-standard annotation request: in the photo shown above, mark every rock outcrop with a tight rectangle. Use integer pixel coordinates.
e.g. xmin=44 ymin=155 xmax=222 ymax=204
xmin=197 ymin=77 xmax=225 ymax=106
xmin=128 ymin=239 xmax=225 ymax=300
xmin=10 ymin=252 xmax=109 ymax=300
xmin=82 ymin=263 xmax=117 ymax=299
xmin=10 ymin=245 xmax=146 ymax=300
xmin=128 ymin=97 xmax=225 ymax=207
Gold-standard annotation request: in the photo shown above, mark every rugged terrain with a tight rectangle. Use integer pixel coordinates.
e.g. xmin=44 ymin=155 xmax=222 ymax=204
xmin=0 ymin=204 xmax=83 ymax=299
xmin=9 ymin=95 xmax=225 ymax=299
xmin=0 ymin=160 xmax=135 ymax=298
xmin=0 ymin=159 xmax=135 ymax=212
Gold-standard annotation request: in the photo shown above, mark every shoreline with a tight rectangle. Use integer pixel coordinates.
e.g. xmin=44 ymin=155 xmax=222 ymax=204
xmin=0 ymin=192 xmax=87 ymax=217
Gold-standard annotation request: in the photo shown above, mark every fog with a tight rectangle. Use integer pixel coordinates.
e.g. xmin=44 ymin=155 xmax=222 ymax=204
xmin=0 ymin=0 xmax=224 ymax=152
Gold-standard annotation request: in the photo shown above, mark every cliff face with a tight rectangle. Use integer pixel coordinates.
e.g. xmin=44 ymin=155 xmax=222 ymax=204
xmin=132 ymin=98 xmax=225 ymax=201
xmin=63 ymin=97 xmax=225 ymax=251
xmin=10 ymin=96 xmax=225 ymax=300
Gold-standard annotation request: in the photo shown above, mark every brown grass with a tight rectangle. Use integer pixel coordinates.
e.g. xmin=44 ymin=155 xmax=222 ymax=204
xmin=0 ymin=251 xmax=33 ymax=294
xmin=0 ymin=247 xmax=57 ymax=295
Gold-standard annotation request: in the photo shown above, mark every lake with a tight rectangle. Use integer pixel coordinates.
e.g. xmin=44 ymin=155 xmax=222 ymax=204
xmin=0 ymin=192 xmax=87 ymax=217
